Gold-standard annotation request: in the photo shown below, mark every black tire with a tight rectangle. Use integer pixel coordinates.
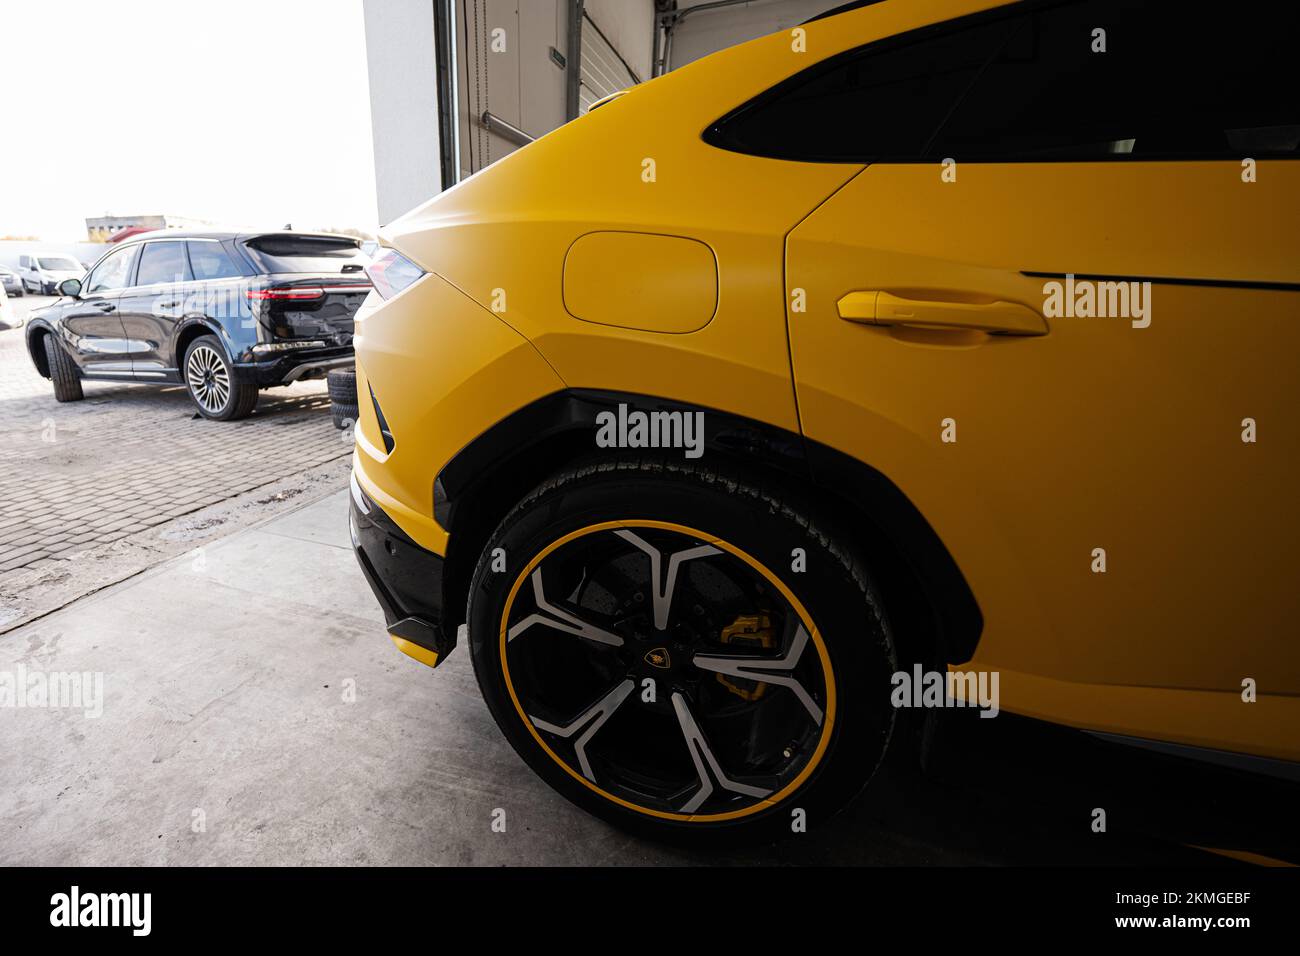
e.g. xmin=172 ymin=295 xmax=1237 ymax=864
xmin=332 ymin=401 xmax=359 ymax=430
xmin=183 ymin=334 xmax=258 ymax=421
xmin=327 ymin=367 xmax=357 ymax=402
xmin=43 ymin=333 xmax=83 ymax=403
xmin=467 ymin=457 xmax=897 ymax=846
xmin=328 ymin=368 xmax=359 ymax=429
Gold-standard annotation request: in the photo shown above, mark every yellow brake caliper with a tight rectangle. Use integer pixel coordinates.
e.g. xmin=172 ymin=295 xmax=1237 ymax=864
xmin=716 ymin=612 xmax=776 ymax=701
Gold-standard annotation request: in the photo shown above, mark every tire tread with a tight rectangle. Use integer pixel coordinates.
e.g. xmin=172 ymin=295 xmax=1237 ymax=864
xmin=43 ymin=334 xmax=84 ymax=403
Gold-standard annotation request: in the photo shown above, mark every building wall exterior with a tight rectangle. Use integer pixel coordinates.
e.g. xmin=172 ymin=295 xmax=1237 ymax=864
xmin=84 ymin=215 xmax=211 ymax=243
xmin=364 ymin=0 xmax=653 ymax=223
xmin=363 ymin=0 xmax=444 ymax=225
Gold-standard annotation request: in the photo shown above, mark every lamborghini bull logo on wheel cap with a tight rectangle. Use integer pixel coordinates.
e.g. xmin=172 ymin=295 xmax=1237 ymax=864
xmin=644 ymin=647 xmax=671 ymax=669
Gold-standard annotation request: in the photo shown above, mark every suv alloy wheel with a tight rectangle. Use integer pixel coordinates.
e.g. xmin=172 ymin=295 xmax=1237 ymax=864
xmin=184 ymin=335 xmax=259 ymax=421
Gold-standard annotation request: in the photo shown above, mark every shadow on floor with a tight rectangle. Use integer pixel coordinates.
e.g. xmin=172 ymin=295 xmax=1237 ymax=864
xmin=79 ymin=382 xmax=334 ymax=420
xmin=671 ymin=711 xmax=1297 ymax=865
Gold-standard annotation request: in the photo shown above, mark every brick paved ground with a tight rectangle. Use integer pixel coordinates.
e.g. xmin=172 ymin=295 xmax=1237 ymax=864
xmin=0 ymin=317 xmax=353 ymax=583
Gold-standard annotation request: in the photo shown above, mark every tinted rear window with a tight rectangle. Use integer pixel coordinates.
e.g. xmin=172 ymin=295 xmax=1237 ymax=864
xmin=703 ymin=15 xmax=1017 ymax=162
xmin=240 ymin=236 xmax=368 ymax=275
xmin=187 ymin=242 xmax=244 ymax=280
xmin=707 ymin=0 xmax=1300 ymax=164
xmin=932 ymin=0 xmax=1300 ymax=161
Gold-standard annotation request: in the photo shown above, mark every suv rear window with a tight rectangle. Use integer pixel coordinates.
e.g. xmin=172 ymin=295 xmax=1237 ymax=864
xmin=240 ymin=236 xmax=368 ymax=275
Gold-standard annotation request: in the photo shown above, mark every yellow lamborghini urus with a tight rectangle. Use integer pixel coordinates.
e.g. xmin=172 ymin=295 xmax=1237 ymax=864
xmin=350 ymin=0 xmax=1299 ymax=843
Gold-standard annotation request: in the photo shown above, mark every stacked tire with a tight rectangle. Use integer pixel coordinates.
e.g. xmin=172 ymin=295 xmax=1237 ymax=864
xmin=328 ymin=367 xmax=359 ymax=430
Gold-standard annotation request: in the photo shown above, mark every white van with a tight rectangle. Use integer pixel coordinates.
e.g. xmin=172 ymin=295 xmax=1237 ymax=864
xmin=17 ymin=253 xmax=85 ymax=295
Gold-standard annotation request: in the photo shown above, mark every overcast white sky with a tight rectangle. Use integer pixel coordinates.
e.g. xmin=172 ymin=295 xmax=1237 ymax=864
xmin=1 ymin=0 xmax=378 ymax=240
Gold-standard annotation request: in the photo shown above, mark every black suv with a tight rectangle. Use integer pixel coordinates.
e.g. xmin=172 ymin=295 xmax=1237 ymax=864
xmin=24 ymin=231 xmax=371 ymax=420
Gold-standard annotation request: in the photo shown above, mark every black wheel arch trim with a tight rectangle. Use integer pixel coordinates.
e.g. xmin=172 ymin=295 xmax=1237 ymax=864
xmin=24 ymin=317 xmax=59 ymax=378
xmin=174 ymin=318 xmax=231 ymax=368
xmin=434 ymin=389 xmax=983 ymax=665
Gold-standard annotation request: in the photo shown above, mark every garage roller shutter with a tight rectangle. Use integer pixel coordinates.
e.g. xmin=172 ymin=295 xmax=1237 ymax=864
xmin=579 ymin=11 xmax=640 ymax=114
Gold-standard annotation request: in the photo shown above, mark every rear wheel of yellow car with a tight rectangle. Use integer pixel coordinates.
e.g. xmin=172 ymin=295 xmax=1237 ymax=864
xmin=467 ymin=458 xmax=896 ymax=845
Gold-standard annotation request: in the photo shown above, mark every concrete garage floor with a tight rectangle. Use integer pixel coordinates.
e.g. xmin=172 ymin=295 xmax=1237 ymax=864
xmin=0 ymin=490 xmax=1290 ymax=866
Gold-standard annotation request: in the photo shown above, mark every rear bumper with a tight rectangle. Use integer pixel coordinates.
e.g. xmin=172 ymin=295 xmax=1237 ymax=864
xmin=348 ymin=470 xmax=454 ymax=667
xmin=237 ymin=348 xmax=354 ymax=386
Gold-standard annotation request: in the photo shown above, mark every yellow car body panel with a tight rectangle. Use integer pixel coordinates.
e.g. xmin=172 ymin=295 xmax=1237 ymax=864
xmin=351 ymin=271 xmax=565 ymax=556
xmin=359 ymin=0 xmax=1300 ymax=763
xmin=787 ymin=161 xmax=1300 ymax=761
xmin=378 ymin=2 xmax=1011 ymax=435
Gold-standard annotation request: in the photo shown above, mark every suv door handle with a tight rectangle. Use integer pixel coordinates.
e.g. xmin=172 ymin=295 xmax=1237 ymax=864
xmin=837 ymin=291 xmax=1047 ymax=336
xmin=93 ymin=301 xmax=116 ymax=312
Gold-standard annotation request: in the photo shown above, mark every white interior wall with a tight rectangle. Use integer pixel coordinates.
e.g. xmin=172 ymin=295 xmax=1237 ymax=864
xmin=457 ymin=0 xmax=532 ymax=181
xmin=519 ymin=0 xmax=568 ymax=138
xmin=455 ymin=0 xmax=653 ymax=179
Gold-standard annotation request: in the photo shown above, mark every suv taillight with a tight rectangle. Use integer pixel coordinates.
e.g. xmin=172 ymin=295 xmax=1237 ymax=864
xmin=247 ymin=288 xmax=325 ymax=301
